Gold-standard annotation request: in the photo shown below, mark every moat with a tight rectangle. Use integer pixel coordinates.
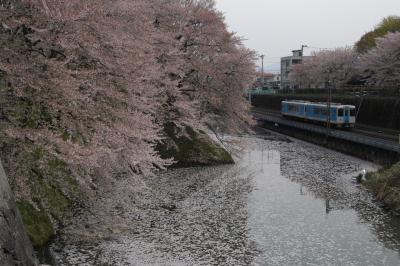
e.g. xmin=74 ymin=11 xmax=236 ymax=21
xmin=49 ymin=131 xmax=400 ymax=265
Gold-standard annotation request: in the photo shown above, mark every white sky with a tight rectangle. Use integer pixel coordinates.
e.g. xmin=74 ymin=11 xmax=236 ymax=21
xmin=215 ymin=0 xmax=400 ymax=72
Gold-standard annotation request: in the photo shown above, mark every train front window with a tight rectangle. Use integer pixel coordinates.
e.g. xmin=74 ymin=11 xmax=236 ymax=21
xmin=338 ymin=108 xmax=344 ymax=116
xmin=350 ymin=108 xmax=355 ymax=116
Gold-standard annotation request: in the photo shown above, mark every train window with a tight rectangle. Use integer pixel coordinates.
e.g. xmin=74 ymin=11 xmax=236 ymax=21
xmin=288 ymin=104 xmax=299 ymax=112
xmin=315 ymin=107 xmax=327 ymax=116
xmin=338 ymin=109 xmax=344 ymax=116
xmin=350 ymin=108 xmax=355 ymax=116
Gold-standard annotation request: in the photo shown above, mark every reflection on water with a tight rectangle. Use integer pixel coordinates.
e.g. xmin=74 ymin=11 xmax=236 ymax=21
xmin=245 ymin=136 xmax=400 ymax=266
xmin=52 ymin=133 xmax=400 ymax=265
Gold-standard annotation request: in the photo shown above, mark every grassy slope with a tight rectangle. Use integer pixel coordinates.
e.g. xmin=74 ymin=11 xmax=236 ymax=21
xmin=365 ymin=162 xmax=400 ymax=212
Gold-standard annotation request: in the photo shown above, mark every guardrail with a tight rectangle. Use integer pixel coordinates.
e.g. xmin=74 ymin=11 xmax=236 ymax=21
xmin=279 ymin=86 xmax=400 ymax=97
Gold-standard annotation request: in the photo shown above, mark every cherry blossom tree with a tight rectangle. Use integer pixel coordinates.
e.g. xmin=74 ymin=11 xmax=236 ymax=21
xmin=289 ymin=59 xmax=315 ymax=88
xmin=155 ymin=0 xmax=257 ymax=131
xmin=1 ymin=0 xmax=179 ymax=186
xmin=357 ymin=32 xmax=400 ymax=88
xmin=289 ymin=47 xmax=358 ymax=89
xmin=313 ymin=47 xmax=358 ymax=88
xmin=0 ymin=0 xmax=257 ymax=189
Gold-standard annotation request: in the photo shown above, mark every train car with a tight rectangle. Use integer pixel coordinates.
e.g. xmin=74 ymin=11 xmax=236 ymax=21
xmin=281 ymin=100 xmax=356 ymax=128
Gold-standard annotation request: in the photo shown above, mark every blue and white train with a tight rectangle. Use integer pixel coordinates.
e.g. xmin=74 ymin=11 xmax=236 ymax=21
xmin=281 ymin=100 xmax=356 ymax=128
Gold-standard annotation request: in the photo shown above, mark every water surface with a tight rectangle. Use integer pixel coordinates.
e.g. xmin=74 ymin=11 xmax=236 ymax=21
xmin=51 ymin=132 xmax=400 ymax=265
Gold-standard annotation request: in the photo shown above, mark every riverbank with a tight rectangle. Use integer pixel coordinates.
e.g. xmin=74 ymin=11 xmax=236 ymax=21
xmin=365 ymin=161 xmax=400 ymax=214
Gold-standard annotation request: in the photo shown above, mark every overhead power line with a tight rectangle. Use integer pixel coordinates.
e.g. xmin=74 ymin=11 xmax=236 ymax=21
xmin=307 ymin=46 xmax=330 ymax=50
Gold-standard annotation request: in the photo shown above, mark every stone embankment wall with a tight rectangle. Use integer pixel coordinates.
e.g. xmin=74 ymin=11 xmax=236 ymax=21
xmin=0 ymin=160 xmax=36 ymax=266
xmin=259 ymin=121 xmax=400 ymax=165
xmin=252 ymin=94 xmax=400 ymax=130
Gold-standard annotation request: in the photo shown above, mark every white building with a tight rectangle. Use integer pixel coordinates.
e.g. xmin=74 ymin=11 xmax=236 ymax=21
xmin=254 ymin=73 xmax=281 ymax=89
xmin=281 ymin=50 xmax=310 ymax=89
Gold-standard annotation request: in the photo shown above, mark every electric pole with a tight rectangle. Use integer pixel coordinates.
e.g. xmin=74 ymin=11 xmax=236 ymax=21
xmin=260 ymin=54 xmax=265 ymax=88
xmin=300 ymin=45 xmax=307 ymax=89
xmin=327 ymin=84 xmax=332 ymax=130
xmin=301 ymin=44 xmax=308 ymax=60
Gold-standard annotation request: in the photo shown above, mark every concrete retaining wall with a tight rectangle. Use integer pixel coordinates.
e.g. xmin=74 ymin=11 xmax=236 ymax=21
xmin=259 ymin=121 xmax=400 ymax=165
xmin=0 ymin=160 xmax=36 ymax=266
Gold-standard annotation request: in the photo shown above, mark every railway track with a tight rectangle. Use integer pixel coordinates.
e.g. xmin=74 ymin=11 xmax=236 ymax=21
xmin=252 ymin=108 xmax=400 ymax=154
xmin=252 ymin=107 xmax=400 ymax=142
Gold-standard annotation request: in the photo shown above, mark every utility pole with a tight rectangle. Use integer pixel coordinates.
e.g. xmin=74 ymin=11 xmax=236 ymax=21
xmin=323 ymin=79 xmax=332 ymax=142
xmin=260 ymin=54 xmax=265 ymax=88
xmin=301 ymin=44 xmax=308 ymax=60
xmin=248 ymin=89 xmax=252 ymax=103
xmin=327 ymin=85 xmax=332 ymax=130
xmin=299 ymin=45 xmax=307 ymax=89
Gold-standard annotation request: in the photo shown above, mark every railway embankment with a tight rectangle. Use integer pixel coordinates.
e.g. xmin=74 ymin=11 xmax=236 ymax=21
xmin=258 ymin=120 xmax=400 ymax=165
xmin=364 ymin=162 xmax=400 ymax=214
xmin=252 ymin=94 xmax=400 ymax=131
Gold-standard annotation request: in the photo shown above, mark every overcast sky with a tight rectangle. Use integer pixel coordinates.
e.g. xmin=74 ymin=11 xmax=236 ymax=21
xmin=215 ymin=0 xmax=400 ymax=72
